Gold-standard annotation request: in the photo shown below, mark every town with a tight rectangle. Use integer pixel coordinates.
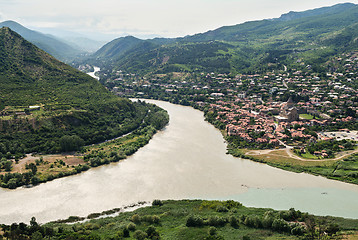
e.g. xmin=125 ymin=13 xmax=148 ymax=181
xmin=86 ymin=51 xmax=358 ymax=160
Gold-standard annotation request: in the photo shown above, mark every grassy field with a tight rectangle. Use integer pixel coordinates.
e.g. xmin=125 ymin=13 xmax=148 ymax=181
xmin=300 ymin=152 xmax=320 ymax=160
xmin=231 ymin=148 xmax=358 ymax=185
xmin=299 ymin=114 xmax=315 ymax=120
xmin=241 ymin=149 xmax=334 ymax=167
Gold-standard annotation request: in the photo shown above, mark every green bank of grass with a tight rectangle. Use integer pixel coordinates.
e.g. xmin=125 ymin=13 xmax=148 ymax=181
xmin=230 ymin=148 xmax=358 ymax=185
xmin=299 ymin=114 xmax=314 ymax=120
xmin=4 ymin=200 xmax=358 ymax=239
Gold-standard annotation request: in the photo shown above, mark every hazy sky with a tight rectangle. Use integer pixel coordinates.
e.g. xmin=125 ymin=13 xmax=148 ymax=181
xmin=0 ymin=0 xmax=357 ymax=40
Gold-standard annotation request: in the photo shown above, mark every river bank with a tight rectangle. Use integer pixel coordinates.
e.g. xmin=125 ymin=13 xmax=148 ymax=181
xmin=0 ymin=102 xmax=168 ymax=189
xmin=3 ymin=200 xmax=358 ymax=239
xmin=1 ymin=100 xmax=358 ymax=224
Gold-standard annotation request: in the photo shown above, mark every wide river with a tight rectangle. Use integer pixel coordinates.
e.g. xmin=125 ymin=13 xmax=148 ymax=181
xmin=1 ymin=100 xmax=358 ymax=224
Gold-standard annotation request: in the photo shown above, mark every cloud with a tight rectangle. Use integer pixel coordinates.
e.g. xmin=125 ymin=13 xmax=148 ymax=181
xmin=0 ymin=0 xmax=356 ymax=39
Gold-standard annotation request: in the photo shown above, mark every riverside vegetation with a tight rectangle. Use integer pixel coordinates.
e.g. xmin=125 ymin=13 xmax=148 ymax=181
xmin=0 ymin=101 xmax=168 ymax=189
xmin=1 ymin=200 xmax=358 ymax=239
xmin=0 ymin=28 xmax=169 ymax=189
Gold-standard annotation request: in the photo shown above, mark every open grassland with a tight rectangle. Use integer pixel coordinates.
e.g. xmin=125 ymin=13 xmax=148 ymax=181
xmin=233 ymin=148 xmax=358 ymax=185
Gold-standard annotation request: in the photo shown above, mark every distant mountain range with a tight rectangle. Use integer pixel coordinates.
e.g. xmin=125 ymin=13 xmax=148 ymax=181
xmin=87 ymin=3 xmax=358 ymax=74
xmin=0 ymin=21 xmax=86 ymax=61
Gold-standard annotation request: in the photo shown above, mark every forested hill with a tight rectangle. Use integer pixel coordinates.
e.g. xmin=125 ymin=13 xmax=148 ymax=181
xmin=0 ymin=21 xmax=83 ymax=61
xmin=0 ymin=27 xmax=112 ymax=107
xmin=88 ymin=3 xmax=358 ymax=74
xmin=184 ymin=2 xmax=358 ymax=42
xmin=0 ymin=27 xmax=155 ymax=154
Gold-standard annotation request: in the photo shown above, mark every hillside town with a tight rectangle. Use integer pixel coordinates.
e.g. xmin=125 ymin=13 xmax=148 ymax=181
xmin=81 ymin=51 xmax=358 ymax=159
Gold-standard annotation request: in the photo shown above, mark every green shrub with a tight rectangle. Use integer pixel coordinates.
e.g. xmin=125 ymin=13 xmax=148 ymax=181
xmin=127 ymin=222 xmax=136 ymax=231
xmin=133 ymin=230 xmax=147 ymax=240
xmin=146 ymin=225 xmax=160 ymax=239
xmin=216 ymin=205 xmax=229 ymax=213
xmin=152 ymin=199 xmax=163 ymax=206
xmin=291 ymin=225 xmax=305 ymax=236
xmin=131 ymin=214 xmax=141 ymax=224
xmin=208 ymin=216 xmax=227 ymax=227
xmin=186 ymin=215 xmax=204 ymax=227
xmin=229 ymin=216 xmax=239 ymax=228
xmin=208 ymin=226 xmax=217 ymax=236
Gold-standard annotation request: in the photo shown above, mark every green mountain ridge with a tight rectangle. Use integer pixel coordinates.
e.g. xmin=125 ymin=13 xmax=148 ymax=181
xmin=0 ymin=27 xmax=150 ymax=154
xmin=88 ymin=3 xmax=358 ymax=74
xmin=93 ymin=36 xmax=144 ymax=59
xmin=276 ymin=2 xmax=356 ymax=21
xmin=0 ymin=21 xmax=84 ymax=61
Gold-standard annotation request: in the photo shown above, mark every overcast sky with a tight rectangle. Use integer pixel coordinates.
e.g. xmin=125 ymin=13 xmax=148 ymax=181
xmin=0 ymin=0 xmax=357 ymax=40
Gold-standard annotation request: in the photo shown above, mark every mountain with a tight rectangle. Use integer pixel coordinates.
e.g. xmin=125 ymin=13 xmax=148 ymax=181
xmin=183 ymin=3 xmax=358 ymax=42
xmin=61 ymin=36 xmax=105 ymax=52
xmin=93 ymin=36 xmax=144 ymax=59
xmin=0 ymin=27 xmax=149 ymax=154
xmin=88 ymin=3 xmax=358 ymax=74
xmin=0 ymin=21 xmax=83 ymax=61
xmin=277 ymin=3 xmax=356 ymax=21
xmin=26 ymin=27 xmax=107 ymax=52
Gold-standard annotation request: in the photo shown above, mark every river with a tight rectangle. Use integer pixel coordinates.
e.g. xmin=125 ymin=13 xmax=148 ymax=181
xmin=87 ymin=66 xmax=100 ymax=80
xmin=0 ymin=100 xmax=358 ymax=224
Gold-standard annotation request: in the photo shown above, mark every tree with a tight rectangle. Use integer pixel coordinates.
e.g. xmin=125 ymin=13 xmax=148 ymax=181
xmin=44 ymin=227 xmax=54 ymax=239
xmin=59 ymin=135 xmax=84 ymax=152
xmin=208 ymin=226 xmax=217 ymax=236
xmin=152 ymin=199 xmax=163 ymax=206
xmin=146 ymin=226 xmax=160 ymax=239
xmin=186 ymin=215 xmax=204 ymax=227
xmin=7 ymin=178 xmax=18 ymax=189
xmin=31 ymin=176 xmax=40 ymax=186
xmin=4 ymin=161 xmax=12 ymax=172
xmin=28 ymin=163 xmax=37 ymax=175
xmin=133 ymin=230 xmax=147 ymax=240
xmin=272 ymin=218 xmax=290 ymax=232
xmin=31 ymin=231 xmax=43 ymax=240
xmin=229 ymin=216 xmax=239 ymax=228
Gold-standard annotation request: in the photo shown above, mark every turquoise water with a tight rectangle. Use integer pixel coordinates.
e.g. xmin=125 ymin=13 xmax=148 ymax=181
xmin=224 ymin=187 xmax=358 ymax=218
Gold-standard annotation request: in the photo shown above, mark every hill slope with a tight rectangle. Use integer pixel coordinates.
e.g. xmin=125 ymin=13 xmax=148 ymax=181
xmin=0 ymin=27 xmax=151 ymax=155
xmin=0 ymin=21 xmax=83 ymax=61
xmin=89 ymin=3 xmax=358 ymax=74
xmin=93 ymin=36 xmax=144 ymax=59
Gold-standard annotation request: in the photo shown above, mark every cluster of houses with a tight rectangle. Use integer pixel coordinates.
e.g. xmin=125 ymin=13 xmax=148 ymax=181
xmin=210 ymin=97 xmax=324 ymax=147
xmin=102 ymin=51 xmax=357 ymax=150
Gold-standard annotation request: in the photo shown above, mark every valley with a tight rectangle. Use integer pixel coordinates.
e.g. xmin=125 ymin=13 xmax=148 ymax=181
xmin=0 ymin=2 xmax=358 ymax=239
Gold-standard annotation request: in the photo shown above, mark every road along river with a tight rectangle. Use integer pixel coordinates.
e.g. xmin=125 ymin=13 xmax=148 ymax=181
xmin=0 ymin=100 xmax=358 ymax=224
